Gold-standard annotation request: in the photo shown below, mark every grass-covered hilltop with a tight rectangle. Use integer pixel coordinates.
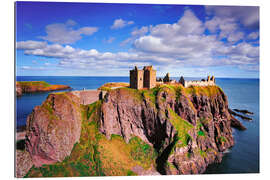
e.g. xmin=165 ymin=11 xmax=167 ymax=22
xmin=16 ymin=83 xmax=245 ymax=177
xmin=16 ymin=81 xmax=71 ymax=96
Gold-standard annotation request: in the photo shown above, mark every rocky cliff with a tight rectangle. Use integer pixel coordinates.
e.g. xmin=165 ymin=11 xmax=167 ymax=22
xmin=16 ymin=81 xmax=71 ymax=96
xmin=100 ymin=85 xmax=235 ymax=174
xmin=18 ymin=84 xmax=243 ymax=177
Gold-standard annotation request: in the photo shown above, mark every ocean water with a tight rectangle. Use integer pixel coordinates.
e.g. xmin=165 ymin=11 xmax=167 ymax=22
xmin=15 ymin=76 xmax=259 ymax=174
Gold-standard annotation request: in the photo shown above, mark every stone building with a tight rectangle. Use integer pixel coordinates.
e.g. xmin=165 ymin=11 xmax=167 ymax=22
xmin=179 ymin=75 xmax=216 ymax=88
xmin=130 ymin=66 xmax=156 ymax=89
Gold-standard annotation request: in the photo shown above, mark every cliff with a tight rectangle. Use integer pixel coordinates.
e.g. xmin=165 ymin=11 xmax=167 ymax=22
xmin=18 ymin=84 xmax=243 ymax=177
xmin=16 ymin=81 xmax=71 ymax=96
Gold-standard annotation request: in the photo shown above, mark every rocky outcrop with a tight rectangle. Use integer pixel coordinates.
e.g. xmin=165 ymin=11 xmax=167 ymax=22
xmin=16 ymin=150 xmax=33 ymax=177
xmin=99 ymin=85 xmax=235 ymax=174
xmin=229 ymin=108 xmax=252 ymax=121
xmin=25 ymin=92 xmax=82 ymax=167
xmin=21 ymin=84 xmax=241 ymax=176
xmin=16 ymin=81 xmax=71 ymax=96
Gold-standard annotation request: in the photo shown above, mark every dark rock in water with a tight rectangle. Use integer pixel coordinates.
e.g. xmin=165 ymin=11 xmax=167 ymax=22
xmin=233 ymin=109 xmax=254 ymax=115
xmin=230 ymin=115 xmax=246 ymax=130
xmin=229 ymin=109 xmax=252 ymax=121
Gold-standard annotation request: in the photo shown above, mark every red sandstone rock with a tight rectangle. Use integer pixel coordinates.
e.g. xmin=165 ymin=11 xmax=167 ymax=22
xmin=16 ymin=150 xmax=33 ymax=177
xmin=100 ymin=86 xmax=235 ymax=175
xmin=25 ymin=92 xmax=81 ymax=167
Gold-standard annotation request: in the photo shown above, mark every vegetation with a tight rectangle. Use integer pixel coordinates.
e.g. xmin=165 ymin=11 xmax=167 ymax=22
xmin=167 ymin=108 xmax=193 ymax=148
xmin=25 ymin=99 xmax=156 ymax=177
xmin=98 ymin=82 xmax=129 ymax=91
xmin=184 ymin=85 xmax=223 ymax=97
xmin=17 ymin=81 xmax=51 ymax=87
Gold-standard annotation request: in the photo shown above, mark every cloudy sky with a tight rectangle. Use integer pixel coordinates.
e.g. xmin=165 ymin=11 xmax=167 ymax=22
xmin=16 ymin=2 xmax=259 ymax=78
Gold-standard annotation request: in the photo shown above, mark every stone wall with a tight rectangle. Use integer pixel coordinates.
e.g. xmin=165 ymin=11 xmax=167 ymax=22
xmin=71 ymin=90 xmax=102 ymax=105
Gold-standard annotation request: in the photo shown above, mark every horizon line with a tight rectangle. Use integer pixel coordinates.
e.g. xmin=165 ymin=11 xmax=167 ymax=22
xmin=16 ymin=75 xmax=260 ymax=79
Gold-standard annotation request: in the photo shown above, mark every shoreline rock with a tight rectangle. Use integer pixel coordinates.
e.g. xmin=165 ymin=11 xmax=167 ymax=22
xmin=229 ymin=109 xmax=252 ymax=121
xmin=233 ymin=109 xmax=254 ymax=115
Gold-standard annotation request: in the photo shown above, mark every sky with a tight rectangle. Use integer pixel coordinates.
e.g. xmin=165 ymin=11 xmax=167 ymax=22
xmin=15 ymin=2 xmax=259 ymax=78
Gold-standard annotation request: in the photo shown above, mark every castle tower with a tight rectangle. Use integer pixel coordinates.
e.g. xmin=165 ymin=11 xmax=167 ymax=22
xmin=130 ymin=66 xmax=144 ymax=89
xmin=210 ymin=76 xmax=216 ymax=83
xmin=163 ymin=73 xmax=170 ymax=83
xmin=143 ymin=66 xmax=156 ymax=89
xmin=179 ymin=76 xmax=185 ymax=86
xmin=207 ymin=75 xmax=211 ymax=82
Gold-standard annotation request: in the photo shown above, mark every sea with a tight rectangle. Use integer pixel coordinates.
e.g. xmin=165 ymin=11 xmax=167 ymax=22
xmin=16 ymin=76 xmax=259 ymax=174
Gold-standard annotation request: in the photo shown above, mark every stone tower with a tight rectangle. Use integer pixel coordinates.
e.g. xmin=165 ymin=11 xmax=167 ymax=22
xmin=130 ymin=66 xmax=144 ymax=89
xmin=143 ymin=66 xmax=156 ymax=89
xmin=130 ymin=66 xmax=156 ymax=89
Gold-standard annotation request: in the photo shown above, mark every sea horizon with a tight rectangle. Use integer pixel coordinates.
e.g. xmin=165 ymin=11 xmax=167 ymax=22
xmin=16 ymin=75 xmax=260 ymax=80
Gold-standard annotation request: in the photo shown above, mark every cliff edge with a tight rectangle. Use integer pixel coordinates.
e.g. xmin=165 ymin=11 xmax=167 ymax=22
xmin=18 ymin=84 xmax=243 ymax=177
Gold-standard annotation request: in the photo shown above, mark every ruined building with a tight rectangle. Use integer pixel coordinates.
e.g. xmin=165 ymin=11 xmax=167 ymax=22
xmin=130 ymin=66 xmax=156 ymax=89
xmin=179 ymin=75 xmax=216 ymax=88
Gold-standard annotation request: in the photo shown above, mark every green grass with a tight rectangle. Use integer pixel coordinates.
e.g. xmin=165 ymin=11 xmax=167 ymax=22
xmin=197 ymin=130 xmax=205 ymax=137
xmin=17 ymin=81 xmax=51 ymax=87
xmin=167 ymin=108 xmax=193 ymax=147
xmin=218 ymin=136 xmax=227 ymax=143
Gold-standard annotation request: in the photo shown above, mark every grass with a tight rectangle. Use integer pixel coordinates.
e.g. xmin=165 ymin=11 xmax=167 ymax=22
xmin=167 ymin=108 xmax=193 ymax=148
xmin=98 ymin=82 xmax=129 ymax=91
xmin=17 ymin=81 xmax=51 ymax=87
xmin=184 ymin=85 xmax=223 ymax=97
xmin=218 ymin=136 xmax=227 ymax=143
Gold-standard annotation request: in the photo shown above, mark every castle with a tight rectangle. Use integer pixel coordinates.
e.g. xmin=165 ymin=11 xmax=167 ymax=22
xmin=130 ymin=66 xmax=215 ymax=89
xmin=179 ymin=75 xmax=216 ymax=88
xmin=130 ymin=66 xmax=156 ymax=89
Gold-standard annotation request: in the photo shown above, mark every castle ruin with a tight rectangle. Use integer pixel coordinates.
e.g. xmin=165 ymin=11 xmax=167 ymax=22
xmin=130 ymin=65 xmax=215 ymax=89
xmin=130 ymin=66 xmax=156 ymax=89
xmin=179 ymin=75 xmax=216 ymax=88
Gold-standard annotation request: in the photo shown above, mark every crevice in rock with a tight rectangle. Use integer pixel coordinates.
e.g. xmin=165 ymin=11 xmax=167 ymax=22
xmin=156 ymin=135 xmax=178 ymax=175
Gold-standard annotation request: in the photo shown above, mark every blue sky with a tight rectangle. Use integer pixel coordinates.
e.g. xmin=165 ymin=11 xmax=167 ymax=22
xmin=16 ymin=2 xmax=259 ymax=78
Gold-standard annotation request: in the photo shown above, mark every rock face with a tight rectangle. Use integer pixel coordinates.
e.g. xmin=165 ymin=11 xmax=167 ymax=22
xmin=99 ymin=86 xmax=235 ymax=174
xmin=22 ymin=84 xmax=241 ymax=176
xmin=16 ymin=81 xmax=71 ymax=96
xmin=25 ymin=92 xmax=82 ymax=167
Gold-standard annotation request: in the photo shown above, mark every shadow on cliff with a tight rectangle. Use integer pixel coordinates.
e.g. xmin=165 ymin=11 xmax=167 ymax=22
xmin=16 ymin=139 xmax=26 ymax=151
xmin=156 ymin=135 xmax=179 ymax=175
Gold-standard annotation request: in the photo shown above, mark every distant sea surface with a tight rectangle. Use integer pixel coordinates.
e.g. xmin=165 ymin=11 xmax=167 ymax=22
xmin=16 ymin=76 xmax=259 ymax=174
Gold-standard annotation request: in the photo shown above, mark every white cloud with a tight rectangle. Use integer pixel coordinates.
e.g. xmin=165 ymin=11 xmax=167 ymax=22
xmin=227 ymin=31 xmax=244 ymax=43
xmin=205 ymin=6 xmax=259 ymax=29
xmin=16 ymin=40 xmax=47 ymax=50
xmin=111 ymin=18 xmax=134 ymax=29
xmin=39 ymin=20 xmax=98 ymax=44
xmin=131 ymin=26 xmax=148 ymax=37
xmin=248 ymin=32 xmax=259 ymax=40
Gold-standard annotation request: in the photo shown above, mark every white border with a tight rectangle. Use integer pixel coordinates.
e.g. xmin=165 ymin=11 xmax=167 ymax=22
xmin=1 ymin=0 xmax=269 ymax=179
